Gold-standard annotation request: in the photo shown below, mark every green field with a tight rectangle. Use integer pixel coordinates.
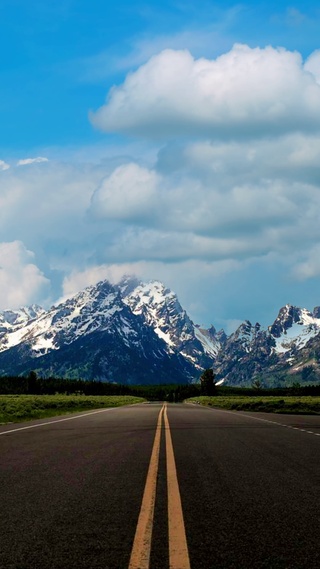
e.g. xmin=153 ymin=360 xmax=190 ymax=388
xmin=0 ymin=395 xmax=146 ymax=424
xmin=186 ymin=395 xmax=320 ymax=414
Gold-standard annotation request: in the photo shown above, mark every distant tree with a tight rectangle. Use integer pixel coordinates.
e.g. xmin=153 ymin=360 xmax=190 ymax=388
xmin=200 ymin=368 xmax=216 ymax=396
xmin=27 ymin=370 xmax=39 ymax=394
xmin=252 ymin=378 xmax=262 ymax=391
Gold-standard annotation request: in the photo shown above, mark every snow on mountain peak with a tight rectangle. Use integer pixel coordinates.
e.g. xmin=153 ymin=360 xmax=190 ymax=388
xmin=2 ymin=275 xmax=320 ymax=386
xmin=121 ymin=279 xmax=186 ymax=347
xmin=264 ymin=303 xmax=320 ymax=355
xmin=0 ymin=280 xmax=129 ymax=357
xmin=0 ymin=305 xmax=45 ymax=327
xmin=121 ymin=278 xmax=223 ymax=368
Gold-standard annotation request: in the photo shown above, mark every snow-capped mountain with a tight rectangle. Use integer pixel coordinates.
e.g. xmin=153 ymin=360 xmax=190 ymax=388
xmin=0 ymin=280 xmax=201 ymax=383
xmin=269 ymin=305 xmax=320 ymax=354
xmin=214 ymin=305 xmax=320 ymax=386
xmin=214 ymin=321 xmax=273 ymax=385
xmin=1 ymin=278 xmax=320 ymax=387
xmin=119 ymin=277 xmax=224 ymax=370
xmin=0 ymin=282 xmax=127 ymax=356
xmin=0 ymin=305 xmax=45 ymax=334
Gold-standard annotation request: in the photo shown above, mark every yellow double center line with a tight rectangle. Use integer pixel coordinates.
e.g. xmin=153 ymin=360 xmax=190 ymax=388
xmin=129 ymin=404 xmax=190 ymax=569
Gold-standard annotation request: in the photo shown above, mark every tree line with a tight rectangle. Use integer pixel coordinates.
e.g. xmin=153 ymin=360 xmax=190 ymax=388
xmin=0 ymin=371 xmax=201 ymax=401
xmin=0 ymin=370 xmax=320 ymax=400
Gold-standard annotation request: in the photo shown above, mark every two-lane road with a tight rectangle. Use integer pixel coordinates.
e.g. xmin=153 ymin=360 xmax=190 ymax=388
xmin=0 ymin=403 xmax=319 ymax=568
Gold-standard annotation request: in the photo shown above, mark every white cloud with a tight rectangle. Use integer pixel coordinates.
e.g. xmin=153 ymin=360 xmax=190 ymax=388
xmin=61 ymin=263 xmax=146 ymax=300
xmin=2 ymin=74 xmax=320 ymax=324
xmin=91 ymin=45 xmax=320 ymax=138
xmin=2 ymin=130 xmax=320 ymax=298
xmin=158 ymin=134 xmax=320 ymax=184
xmin=0 ymin=160 xmax=101 ymax=249
xmin=61 ymin=258 xmax=241 ymax=326
xmin=305 ymin=49 xmax=320 ymax=84
xmin=0 ymin=241 xmax=49 ymax=309
xmin=106 ymin=227 xmax=275 ymax=263
xmin=0 ymin=160 xmax=10 ymax=171
xmin=90 ymin=163 xmax=159 ymax=221
xmin=17 ymin=157 xmax=49 ymax=166
xmin=88 ymin=136 xmax=320 ymax=262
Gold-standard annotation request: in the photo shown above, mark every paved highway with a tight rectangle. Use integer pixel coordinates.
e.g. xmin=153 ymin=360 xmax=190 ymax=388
xmin=0 ymin=403 xmax=319 ymax=569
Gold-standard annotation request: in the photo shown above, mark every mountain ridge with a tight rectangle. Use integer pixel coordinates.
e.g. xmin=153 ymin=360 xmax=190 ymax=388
xmin=0 ymin=278 xmax=320 ymax=386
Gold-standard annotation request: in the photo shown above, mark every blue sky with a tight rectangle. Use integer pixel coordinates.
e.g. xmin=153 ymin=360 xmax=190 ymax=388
xmin=1 ymin=1 xmax=320 ymax=332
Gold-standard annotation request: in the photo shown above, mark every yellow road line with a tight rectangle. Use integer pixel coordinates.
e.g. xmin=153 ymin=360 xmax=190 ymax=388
xmin=128 ymin=404 xmax=165 ymax=569
xmin=164 ymin=405 xmax=191 ymax=569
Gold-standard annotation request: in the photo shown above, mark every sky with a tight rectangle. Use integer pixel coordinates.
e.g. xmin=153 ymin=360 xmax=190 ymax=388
xmin=1 ymin=0 xmax=320 ymax=332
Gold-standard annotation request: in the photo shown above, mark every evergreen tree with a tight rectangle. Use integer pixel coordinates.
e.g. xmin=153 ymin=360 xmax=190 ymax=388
xmin=200 ymin=368 xmax=216 ymax=396
xmin=27 ymin=370 xmax=39 ymax=394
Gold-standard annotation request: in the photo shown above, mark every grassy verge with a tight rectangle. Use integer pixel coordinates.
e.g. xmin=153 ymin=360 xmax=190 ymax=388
xmin=0 ymin=395 xmax=146 ymax=424
xmin=186 ymin=395 xmax=320 ymax=414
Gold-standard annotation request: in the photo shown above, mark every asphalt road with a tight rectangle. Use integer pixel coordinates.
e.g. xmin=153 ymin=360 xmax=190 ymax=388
xmin=0 ymin=403 xmax=320 ymax=569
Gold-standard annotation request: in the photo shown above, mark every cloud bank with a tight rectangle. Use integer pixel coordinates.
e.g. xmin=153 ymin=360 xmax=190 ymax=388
xmin=2 ymin=44 xmax=320 ymax=325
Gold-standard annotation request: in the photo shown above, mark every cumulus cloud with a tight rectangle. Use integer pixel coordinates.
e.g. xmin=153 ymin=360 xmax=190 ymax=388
xmin=2 ymin=130 xmax=320 ymax=304
xmin=157 ymin=134 xmax=320 ymax=185
xmin=17 ymin=157 xmax=49 ymax=166
xmin=305 ymin=50 xmax=320 ymax=84
xmin=90 ymin=163 xmax=159 ymax=221
xmin=3 ymin=38 xmax=320 ymax=325
xmin=88 ymin=137 xmax=320 ymax=257
xmin=0 ymin=159 xmax=101 ymax=250
xmin=61 ymin=263 xmax=150 ymax=300
xmin=0 ymin=160 xmax=10 ymax=171
xmin=0 ymin=241 xmax=49 ymax=309
xmin=61 ymin=258 xmax=241 ymax=326
xmin=90 ymin=44 xmax=320 ymax=139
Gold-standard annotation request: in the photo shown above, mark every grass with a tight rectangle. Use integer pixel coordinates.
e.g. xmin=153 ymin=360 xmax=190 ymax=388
xmin=186 ymin=395 xmax=320 ymax=414
xmin=0 ymin=394 xmax=146 ymax=424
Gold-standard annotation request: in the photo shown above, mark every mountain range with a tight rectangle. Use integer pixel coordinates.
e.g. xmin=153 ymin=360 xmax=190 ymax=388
xmin=0 ymin=276 xmax=320 ymax=387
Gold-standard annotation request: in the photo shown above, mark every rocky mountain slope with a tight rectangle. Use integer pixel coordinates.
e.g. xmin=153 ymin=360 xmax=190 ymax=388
xmin=118 ymin=276 xmax=224 ymax=370
xmin=0 ymin=279 xmax=216 ymax=384
xmin=214 ymin=305 xmax=320 ymax=386
xmin=0 ymin=277 xmax=320 ymax=386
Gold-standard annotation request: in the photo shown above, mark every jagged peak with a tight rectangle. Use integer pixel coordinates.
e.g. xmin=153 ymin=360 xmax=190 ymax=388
xmin=229 ymin=320 xmax=259 ymax=343
xmin=269 ymin=304 xmax=317 ymax=338
xmin=277 ymin=304 xmax=310 ymax=319
xmin=313 ymin=306 xmax=320 ymax=319
xmin=216 ymin=329 xmax=227 ymax=343
xmin=56 ymin=279 xmax=118 ymax=309
xmin=236 ymin=320 xmax=252 ymax=331
xmin=125 ymin=279 xmax=176 ymax=306
xmin=0 ymin=304 xmax=45 ymax=326
xmin=207 ymin=324 xmax=217 ymax=335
